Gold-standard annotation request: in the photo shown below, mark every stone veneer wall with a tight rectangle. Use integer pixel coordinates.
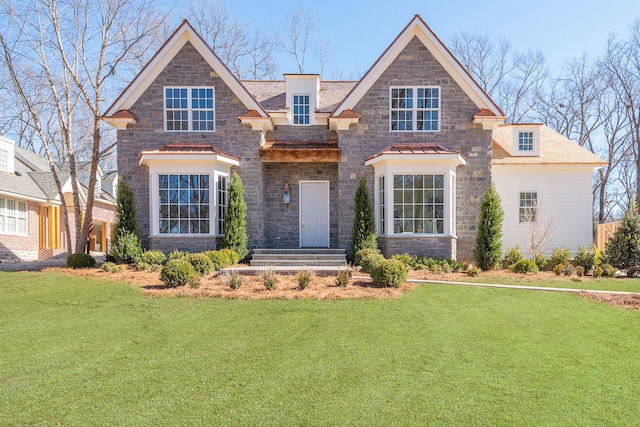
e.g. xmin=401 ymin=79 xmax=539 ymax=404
xmin=337 ymin=36 xmax=492 ymax=261
xmin=116 ymin=42 xmax=266 ymax=252
xmin=262 ymin=125 xmax=339 ymax=248
xmin=263 ymin=162 xmax=339 ymax=248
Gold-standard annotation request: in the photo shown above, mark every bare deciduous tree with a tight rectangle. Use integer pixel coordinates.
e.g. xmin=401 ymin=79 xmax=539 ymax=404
xmin=278 ymin=5 xmax=316 ymax=73
xmin=450 ymin=31 xmax=548 ymax=123
xmin=0 ymin=0 xmax=166 ymax=253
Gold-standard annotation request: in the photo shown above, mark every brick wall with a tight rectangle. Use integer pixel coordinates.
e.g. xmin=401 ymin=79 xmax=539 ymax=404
xmin=0 ymin=200 xmax=40 ymax=260
xmin=336 ymin=37 xmax=492 ymax=261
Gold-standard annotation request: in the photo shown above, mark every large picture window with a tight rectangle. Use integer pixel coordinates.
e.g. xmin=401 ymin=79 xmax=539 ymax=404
xmin=393 ymin=174 xmax=444 ymax=234
xmin=158 ymin=174 xmax=210 ymax=234
xmin=164 ymin=87 xmax=215 ymax=132
xmin=0 ymin=197 xmax=27 ymax=235
xmin=390 ymin=87 xmax=439 ymax=131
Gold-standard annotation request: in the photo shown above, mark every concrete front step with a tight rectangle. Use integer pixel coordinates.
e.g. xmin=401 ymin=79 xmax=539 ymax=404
xmin=250 ymin=248 xmax=347 ymax=268
xmin=221 ymin=265 xmax=352 ymax=276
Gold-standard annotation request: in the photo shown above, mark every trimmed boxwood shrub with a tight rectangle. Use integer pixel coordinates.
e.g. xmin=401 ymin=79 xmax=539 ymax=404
xmin=139 ymin=250 xmax=166 ymax=266
xmin=510 ymin=259 xmax=539 ymax=274
xmin=356 ymin=248 xmax=384 ymax=274
xmin=204 ymin=250 xmax=236 ymax=270
xmin=66 ymin=253 xmax=96 ymax=269
xmin=218 ymin=248 xmax=240 ymax=265
xmin=160 ymin=259 xmax=200 ymax=288
xmin=186 ymin=253 xmax=215 ymax=276
xmin=371 ymin=259 xmax=407 ymax=288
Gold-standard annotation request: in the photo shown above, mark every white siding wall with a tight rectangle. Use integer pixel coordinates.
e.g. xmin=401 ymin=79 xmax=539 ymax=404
xmin=493 ymin=165 xmax=595 ymax=257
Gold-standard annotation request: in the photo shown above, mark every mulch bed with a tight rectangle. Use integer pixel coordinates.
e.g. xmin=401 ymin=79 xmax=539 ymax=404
xmin=50 ymin=266 xmax=640 ymax=308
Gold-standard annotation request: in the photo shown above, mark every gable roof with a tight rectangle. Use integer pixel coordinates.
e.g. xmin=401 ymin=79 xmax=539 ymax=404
xmin=331 ymin=14 xmax=504 ymax=118
xmin=103 ymin=20 xmax=268 ymax=119
xmin=492 ymin=125 xmax=607 ymax=166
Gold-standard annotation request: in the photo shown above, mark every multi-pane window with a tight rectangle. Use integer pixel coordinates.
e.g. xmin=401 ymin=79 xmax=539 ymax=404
xmin=393 ymin=174 xmax=444 ymax=234
xmin=217 ymin=175 xmax=227 ymax=235
xmin=165 ymin=87 xmax=215 ymax=131
xmin=390 ymin=87 xmax=439 ymax=131
xmin=293 ymin=94 xmax=310 ymax=125
xmin=0 ymin=198 xmax=27 ymax=235
xmin=378 ymin=176 xmax=385 ymax=235
xmin=0 ymin=149 xmax=7 ymax=171
xmin=518 ymin=131 xmax=534 ymax=151
xmin=158 ymin=174 xmax=210 ymax=234
xmin=519 ymin=192 xmax=538 ymax=223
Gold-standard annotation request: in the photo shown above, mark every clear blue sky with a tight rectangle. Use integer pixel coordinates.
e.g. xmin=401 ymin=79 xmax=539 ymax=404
xmin=222 ymin=0 xmax=640 ymax=78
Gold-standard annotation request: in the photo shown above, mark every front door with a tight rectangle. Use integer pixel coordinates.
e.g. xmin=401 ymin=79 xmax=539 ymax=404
xmin=299 ymin=181 xmax=330 ymax=247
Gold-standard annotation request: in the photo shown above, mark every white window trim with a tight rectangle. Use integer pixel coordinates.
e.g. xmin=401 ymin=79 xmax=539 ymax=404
xmin=518 ymin=190 xmax=539 ymax=224
xmin=512 ymin=127 xmax=540 ymax=156
xmin=389 ymin=86 xmax=441 ymax=133
xmin=292 ymin=93 xmax=311 ymax=126
xmin=372 ymin=165 xmax=458 ymax=237
xmin=145 ymin=160 xmax=233 ymax=237
xmin=163 ymin=86 xmax=215 ymax=132
xmin=0 ymin=197 xmax=28 ymax=236
xmin=0 ymin=149 xmax=7 ymax=172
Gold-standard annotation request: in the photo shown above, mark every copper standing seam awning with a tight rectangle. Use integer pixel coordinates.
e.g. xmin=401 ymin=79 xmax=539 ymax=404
xmin=259 ymin=140 xmax=340 ymax=163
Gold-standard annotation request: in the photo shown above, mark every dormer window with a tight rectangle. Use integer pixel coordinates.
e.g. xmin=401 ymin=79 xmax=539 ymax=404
xmin=511 ymin=127 xmax=540 ymax=156
xmin=164 ymin=87 xmax=215 ymax=132
xmin=293 ymin=94 xmax=310 ymax=125
xmin=390 ymin=87 xmax=440 ymax=132
xmin=518 ymin=131 xmax=534 ymax=151
xmin=0 ymin=149 xmax=7 ymax=171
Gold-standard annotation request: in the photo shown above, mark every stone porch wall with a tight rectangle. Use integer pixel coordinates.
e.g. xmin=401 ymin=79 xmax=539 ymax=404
xmin=337 ymin=36 xmax=492 ymax=261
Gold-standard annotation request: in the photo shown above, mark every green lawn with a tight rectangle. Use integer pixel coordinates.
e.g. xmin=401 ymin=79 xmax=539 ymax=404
xmin=1 ymin=271 xmax=639 ymax=426
xmin=459 ymin=272 xmax=640 ymax=293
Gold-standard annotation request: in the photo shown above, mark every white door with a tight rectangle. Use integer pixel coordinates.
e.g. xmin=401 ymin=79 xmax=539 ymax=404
xmin=300 ymin=181 xmax=330 ymax=247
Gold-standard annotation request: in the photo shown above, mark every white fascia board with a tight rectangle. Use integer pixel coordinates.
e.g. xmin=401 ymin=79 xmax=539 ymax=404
xmin=0 ymin=190 xmax=48 ymax=203
xmin=104 ymin=24 xmax=267 ymax=119
xmin=365 ymin=153 xmax=466 ymax=168
xmin=139 ymin=153 xmax=240 ymax=167
xmin=334 ymin=18 xmax=502 ymax=118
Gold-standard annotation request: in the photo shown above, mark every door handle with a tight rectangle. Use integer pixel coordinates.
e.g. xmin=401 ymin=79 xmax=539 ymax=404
xmin=301 ymin=219 xmax=304 ymax=231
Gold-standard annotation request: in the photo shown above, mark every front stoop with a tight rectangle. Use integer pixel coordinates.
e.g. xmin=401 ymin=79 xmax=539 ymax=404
xmin=221 ymin=248 xmax=349 ymax=276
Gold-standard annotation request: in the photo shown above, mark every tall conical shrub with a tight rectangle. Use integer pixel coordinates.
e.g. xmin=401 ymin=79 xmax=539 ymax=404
xmin=222 ymin=172 xmax=249 ymax=260
xmin=605 ymin=203 xmax=640 ymax=276
xmin=113 ymin=179 xmax=138 ymax=243
xmin=349 ymin=177 xmax=377 ymax=262
xmin=474 ymin=184 xmax=504 ymax=270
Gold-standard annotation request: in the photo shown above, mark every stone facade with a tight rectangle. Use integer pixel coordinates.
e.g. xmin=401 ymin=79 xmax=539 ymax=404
xmin=117 ymin=42 xmax=265 ymax=251
xmin=113 ymin=28 xmax=492 ymax=262
xmin=336 ymin=37 xmax=492 ymax=261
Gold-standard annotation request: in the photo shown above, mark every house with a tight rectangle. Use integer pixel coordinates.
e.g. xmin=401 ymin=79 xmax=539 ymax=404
xmin=492 ymin=124 xmax=606 ymax=256
xmin=0 ymin=135 xmax=116 ymax=261
xmin=103 ymin=15 xmax=605 ymax=261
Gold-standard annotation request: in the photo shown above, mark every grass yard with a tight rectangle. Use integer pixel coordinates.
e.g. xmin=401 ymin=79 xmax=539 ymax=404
xmin=1 ymin=271 xmax=639 ymax=426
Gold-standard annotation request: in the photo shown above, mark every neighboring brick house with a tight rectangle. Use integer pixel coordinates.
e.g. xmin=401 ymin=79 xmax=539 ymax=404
xmin=0 ymin=135 xmax=116 ymax=260
xmin=103 ymin=15 xmax=604 ymax=261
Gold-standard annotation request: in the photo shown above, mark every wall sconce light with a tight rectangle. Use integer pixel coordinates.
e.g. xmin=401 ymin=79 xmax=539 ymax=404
xmin=283 ymin=181 xmax=290 ymax=204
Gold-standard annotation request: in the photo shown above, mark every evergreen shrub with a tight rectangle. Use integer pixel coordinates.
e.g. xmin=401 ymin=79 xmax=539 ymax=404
xmin=371 ymin=259 xmax=407 ymax=288
xmin=66 ymin=253 xmax=96 ymax=269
